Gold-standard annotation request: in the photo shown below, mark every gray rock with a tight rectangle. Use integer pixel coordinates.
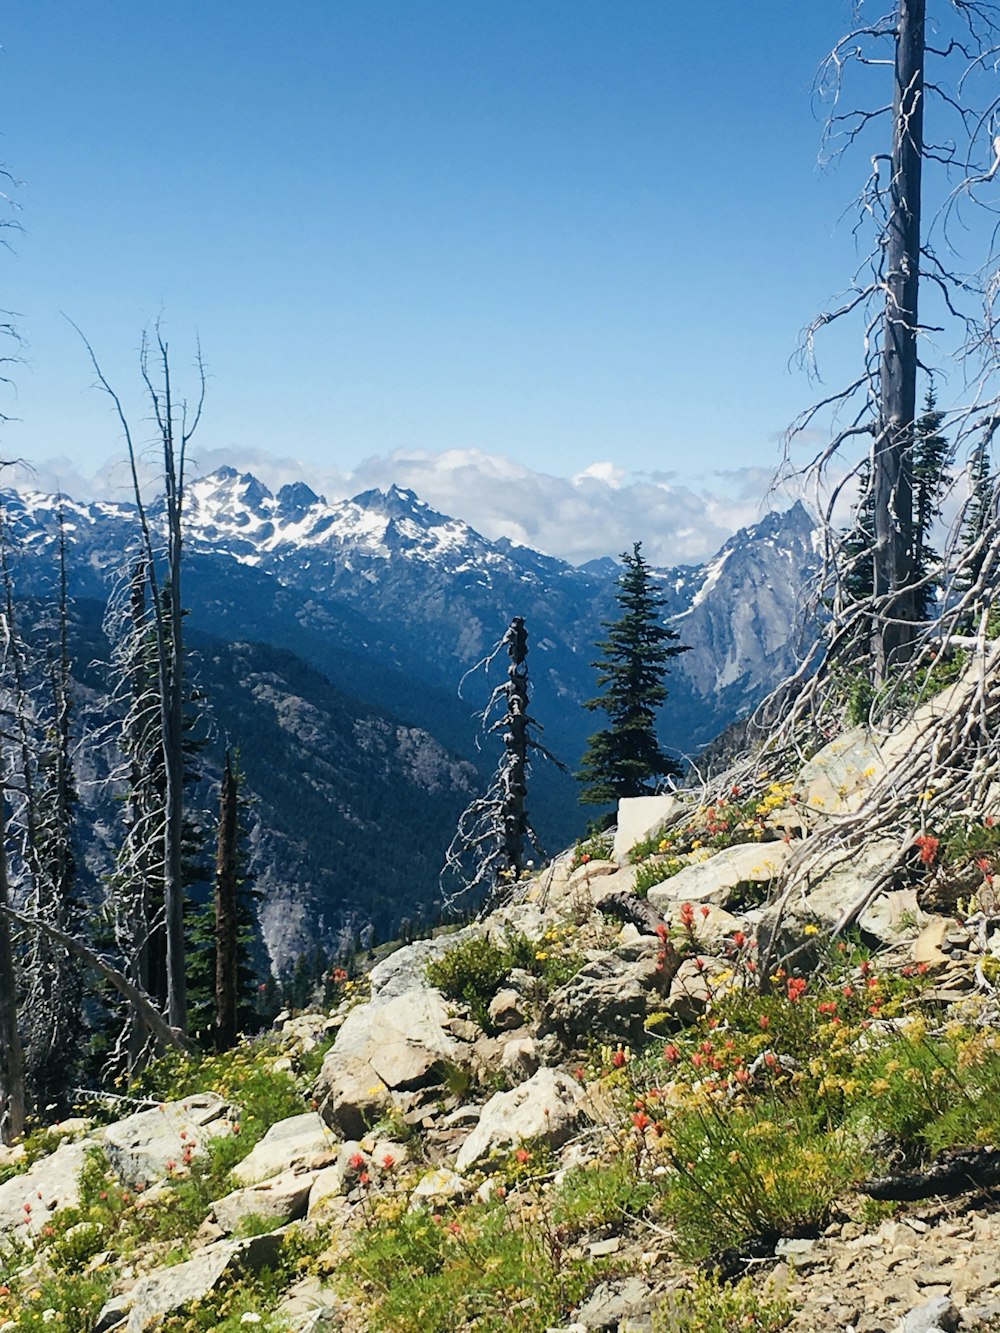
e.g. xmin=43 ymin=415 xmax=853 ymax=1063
xmin=896 ymin=1295 xmax=959 ymax=1333
xmin=574 ymin=1276 xmax=654 ymax=1329
xmin=489 ymin=988 xmax=527 ymax=1031
xmin=0 ymin=1138 xmax=90 ymax=1240
xmin=367 ymin=931 xmax=477 ymax=1000
xmin=539 ymin=953 xmax=650 ymax=1048
xmin=796 ymin=726 xmax=884 ymax=816
xmin=613 ymin=795 xmax=681 ymax=862
xmin=455 ymin=1067 xmax=587 ymax=1171
xmin=646 ymin=841 xmax=792 ymax=912
xmin=102 ymin=1093 xmax=234 ymax=1189
xmin=329 ymin=986 xmax=466 ymax=1090
xmin=97 ymin=1232 xmax=284 ymax=1333
xmin=499 ymin=1036 xmax=540 ymax=1083
xmin=211 ymin=1168 xmax=315 ymax=1234
xmin=666 ymin=956 xmax=734 ymax=1022
xmin=409 ymin=1166 xmax=470 ymax=1204
xmin=230 ymin=1111 xmax=336 ymax=1186
xmin=314 ymin=1051 xmax=392 ymax=1140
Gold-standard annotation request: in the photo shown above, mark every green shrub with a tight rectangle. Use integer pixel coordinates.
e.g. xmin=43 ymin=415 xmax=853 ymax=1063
xmin=342 ymin=1198 xmax=595 ymax=1333
xmin=653 ymin=1270 xmax=794 ymax=1331
xmin=634 ymin=856 xmax=684 ymax=897
xmin=426 ymin=929 xmax=585 ymax=1030
xmin=553 ymin=1155 xmax=654 ymax=1235
xmin=426 ymin=935 xmax=514 ymax=1029
xmin=657 ymin=1094 xmax=866 ymax=1257
xmin=571 ymin=831 xmax=614 ymax=867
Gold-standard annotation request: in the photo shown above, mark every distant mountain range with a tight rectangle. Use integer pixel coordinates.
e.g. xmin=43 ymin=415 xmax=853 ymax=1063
xmin=0 ymin=470 xmax=820 ymax=970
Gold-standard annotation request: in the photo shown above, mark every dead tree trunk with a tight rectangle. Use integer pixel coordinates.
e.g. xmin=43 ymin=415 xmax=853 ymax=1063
xmin=872 ymin=0 xmax=924 ymax=680
xmin=214 ymin=751 xmax=239 ymax=1052
xmin=0 ymin=797 xmax=24 ymax=1144
xmin=501 ymin=617 xmax=530 ymax=878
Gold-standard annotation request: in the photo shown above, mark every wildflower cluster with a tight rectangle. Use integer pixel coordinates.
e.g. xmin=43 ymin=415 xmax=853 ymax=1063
xmin=628 ymin=782 xmax=797 ymax=897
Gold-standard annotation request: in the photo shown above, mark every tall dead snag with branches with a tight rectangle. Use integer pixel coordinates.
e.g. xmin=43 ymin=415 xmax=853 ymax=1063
xmin=675 ymin=3 xmax=1000 ymax=980
xmin=22 ymin=512 xmax=84 ymax=1115
xmin=214 ymin=750 xmax=239 ymax=1053
xmin=442 ymin=617 xmax=563 ymax=910
xmin=787 ymin=0 xmax=1000 ymax=691
xmin=79 ymin=325 xmax=204 ymax=1034
xmin=0 ymin=797 xmax=23 ymax=1145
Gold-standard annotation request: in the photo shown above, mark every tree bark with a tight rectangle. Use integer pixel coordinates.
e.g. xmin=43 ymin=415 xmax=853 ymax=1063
xmin=502 ymin=617 xmax=529 ymax=877
xmin=0 ymin=798 xmax=25 ymax=1145
xmin=0 ymin=904 xmax=195 ymax=1056
xmin=214 ymin=751 xmax=239 ymax=1052
xmin=873 ymin=0 xmax=925 ymax=680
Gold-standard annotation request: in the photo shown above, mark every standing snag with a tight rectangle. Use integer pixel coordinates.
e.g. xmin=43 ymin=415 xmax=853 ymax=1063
xmin=787 ymin=1 xmax=1000 ymax=691
xmin=443 ymin=616 xmax=561 ymax=908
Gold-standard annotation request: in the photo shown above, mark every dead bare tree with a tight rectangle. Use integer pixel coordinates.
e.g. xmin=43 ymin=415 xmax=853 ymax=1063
xmin=76 ymin=323 xmax=205 ymax=1033
xmin=442 ymin=617 xmax=564 ymax=910
xmin=214 ymin=750 xmax=239 ymax=1052
xmin=787 ymin=0 xmax=1000 ymax=687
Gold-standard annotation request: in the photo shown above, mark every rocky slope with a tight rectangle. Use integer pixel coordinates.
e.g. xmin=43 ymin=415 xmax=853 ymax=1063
xmin=2 ymin=678 xmax=1000 ymax=1332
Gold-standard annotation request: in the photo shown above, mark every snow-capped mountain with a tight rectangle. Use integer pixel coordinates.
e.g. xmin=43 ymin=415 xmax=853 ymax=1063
xmin=1 ymin=467 xmax=820 ymax=760
xmin=0 ymin=469 xmax=820 ymax=967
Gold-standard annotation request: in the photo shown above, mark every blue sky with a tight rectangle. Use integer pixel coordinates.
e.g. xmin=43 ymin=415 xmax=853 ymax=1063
xmin=0 ymin=4 xmax=919 ymax=560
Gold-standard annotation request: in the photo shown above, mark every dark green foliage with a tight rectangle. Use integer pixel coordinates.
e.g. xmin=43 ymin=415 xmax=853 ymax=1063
xmin=911 ymin=389 xmax=951 ymax=622
xmin=186 ymin=752 xmax=263 ymax=1049
xmin=578 ymin=542 xmax=688 ymax=805
xmin=956 ymin=437 xmax=995 ymax=625
xmin=842 ymin=457 xmax=875 ymax=604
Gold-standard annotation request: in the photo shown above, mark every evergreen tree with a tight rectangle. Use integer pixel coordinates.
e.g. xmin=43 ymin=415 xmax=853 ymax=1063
xmin=911 ymin=389 xmax=951 ymax=622
xmin=956 ymin=438 xmax=995 ymax=625
xmin=841 ymin=456 xmax=876 ymax=606
xmin=186 ymin=751 xmax=261 ymax=1050
xmin=578 ymin=543 xmax=688 ymax=805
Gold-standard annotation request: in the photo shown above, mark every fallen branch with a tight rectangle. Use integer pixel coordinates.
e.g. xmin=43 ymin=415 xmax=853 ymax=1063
xmin=861 ymin=1146 xmax=1000 ymax=1201
xmin=0 ymin=904 xmax=196 ymax=1055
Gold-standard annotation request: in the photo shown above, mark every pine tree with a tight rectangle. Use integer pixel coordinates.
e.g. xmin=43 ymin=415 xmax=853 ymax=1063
xmin=578 ymin=542 xmax=688 ymax=805
xmin=186 ymin=751 xmax=261 ymax=1050
xmin=956 ymin=438 xmax=995 ymax=626
xmin=911 ymin=389 xmax=951 ymax=623
xmin=841 ymin=457 xmax=876 ymax=607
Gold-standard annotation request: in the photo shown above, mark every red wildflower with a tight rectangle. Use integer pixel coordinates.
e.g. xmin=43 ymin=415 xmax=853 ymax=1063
xmin=914 ymin=834 xmax=940 ymax=865
xmin=515 ymin=1147 xmax=531 ymax=1164
xmin=350 ymin=1152 xmax=365 ymax=1169
xmin=786 ymin=976 xmax=807 ymax=1003
xmin=700 ymin=905 xmax=711 ymax=919
xmin=632 ymin=1111 xmax=651 ymax=1131
xmin=612 ymin=1049 xmax=627 ymax=1068
xmin=758 ymin=1015 xmax=770 ymax=1030
xmin=382 ymin=1154 xmax=396 ymax=1170
xmin=663 ymin=1043 xmax=681 ymax=1063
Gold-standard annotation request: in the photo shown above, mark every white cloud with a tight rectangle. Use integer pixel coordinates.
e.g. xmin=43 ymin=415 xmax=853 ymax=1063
xmin=14 ymin=444 xmax=805 ymax=567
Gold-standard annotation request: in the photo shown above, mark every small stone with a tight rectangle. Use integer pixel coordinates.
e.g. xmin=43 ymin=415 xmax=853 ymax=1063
xmin=897 ymin=1295 xmax=959 ymax=1333
xmin=588 ymin=1237 xmax=621 ymax=1257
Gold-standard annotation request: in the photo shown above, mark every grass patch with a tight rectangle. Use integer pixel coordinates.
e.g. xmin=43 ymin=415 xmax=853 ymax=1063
xmin=342 ymin=1197 xmax=595 ymax=1333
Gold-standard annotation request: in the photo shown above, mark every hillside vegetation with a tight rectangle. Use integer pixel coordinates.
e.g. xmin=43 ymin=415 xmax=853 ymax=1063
xmin=2 ymin=664 xmax=1000 ymax=1331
